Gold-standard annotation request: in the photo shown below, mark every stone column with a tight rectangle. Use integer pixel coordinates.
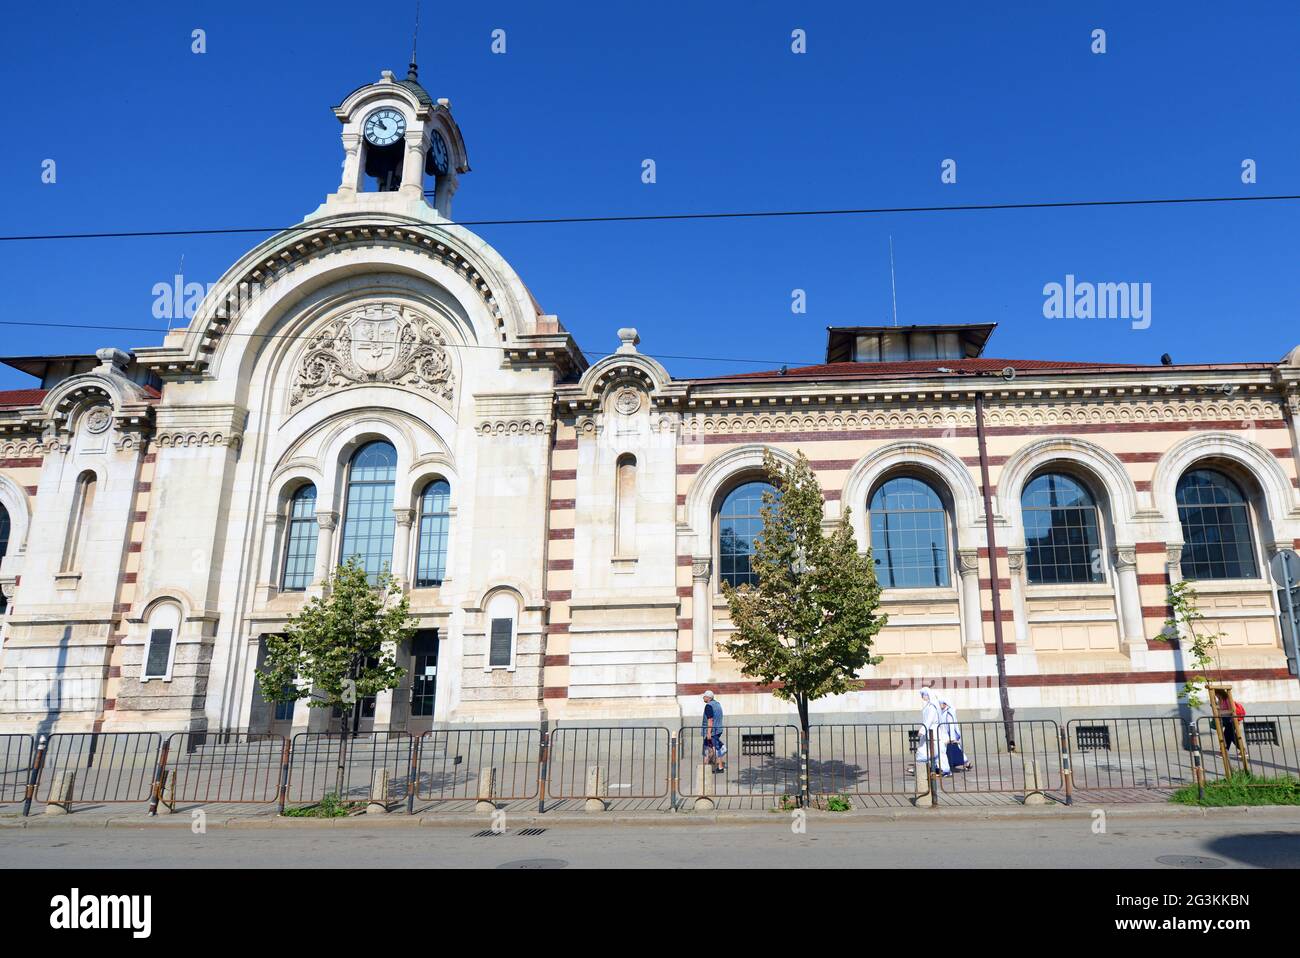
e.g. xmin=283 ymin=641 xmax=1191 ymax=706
xmin=256 ymin=510 xmax=285 ymax=602
xmin=398 ymin=130 xmax=426 ymax=200
xmin=312 ymin=510 xmax=339 ymax=588
xmin=691 ymin=557 xmax=713 ymax=667
xmin=1164 ymin=543 xmax=1185 ymax=643
xmin=392 ymin=508 xmax=416 ymax=588
xmin=1286 ymin=394 xmax=1300 ymax=483
xmin=958 ymin=549 xmax=983 ymax=657
xmin=1006 ymin=549 xmax=1030 ymax=650
xmin=1113 ymin=545 xmax=1145 ymax=654
xmin=338 ymin=133 xmax=363 ymax=198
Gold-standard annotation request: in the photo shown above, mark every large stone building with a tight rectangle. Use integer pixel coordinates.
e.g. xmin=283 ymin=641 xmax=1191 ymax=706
xmin=1 ymin=67 xmax=1299 ymax=736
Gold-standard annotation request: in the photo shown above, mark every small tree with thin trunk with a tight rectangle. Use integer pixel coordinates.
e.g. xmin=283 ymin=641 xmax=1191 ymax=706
xmin=258 ymin=557 xmax=414 ymax=735
xmin=721 ymin=450 xmax=887 ymax=741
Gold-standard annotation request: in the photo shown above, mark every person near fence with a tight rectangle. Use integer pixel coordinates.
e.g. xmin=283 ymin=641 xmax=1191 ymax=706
xmin=937 ymin=693 xmax=974 ymax=772
xmin=702 ymin=690 xmax=727 ymax=773
xmin=913 ymin=687 xmax=950 ymax=776
xmin=1214 ymin=688 xmax=1246 ymax=753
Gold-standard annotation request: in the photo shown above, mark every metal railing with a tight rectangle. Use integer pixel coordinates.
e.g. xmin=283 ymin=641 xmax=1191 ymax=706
xmin=415 ymin=727 xmax=541 ymax=803
xmin=1065 ymin=717 xmax=1197 ymax=791
xmin=0 ymin=734 xmax=34 ymax=805
xmin=807 ymin=723 xmax=922 ymax=796
xmin=35 ymin=732 xmax=162 ymax=806
xmin=545 ymin=726 xmax=671 ymax=801
xmin=677 ymin=724 xmax=802 ymax=798
xmin=286 ymin=731 xmax=414 ymax=806
xmin=155 ymin=731 xmax=288 ymax=811
xmin=1197 ymin=713 xmax=1300 ymax=781
xmin=935 ymin=720 xmax=1062 ymax=794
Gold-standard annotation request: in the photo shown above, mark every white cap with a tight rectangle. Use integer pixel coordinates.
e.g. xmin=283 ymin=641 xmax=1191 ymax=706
xmin=703 ymin=690 xmax=714 ymax=699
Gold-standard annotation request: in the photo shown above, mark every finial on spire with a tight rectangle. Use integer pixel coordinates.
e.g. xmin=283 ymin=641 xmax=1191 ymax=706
xmin=408 ymin=0 xmax=421 ymax=81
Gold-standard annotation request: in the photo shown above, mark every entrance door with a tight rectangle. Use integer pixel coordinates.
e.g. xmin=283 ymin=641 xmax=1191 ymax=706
xmin=406 ymin=630 xmax=440 ymax=735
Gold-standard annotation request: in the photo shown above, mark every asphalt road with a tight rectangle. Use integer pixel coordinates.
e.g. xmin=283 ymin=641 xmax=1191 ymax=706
xmin=4 ymin=814 xmax=1300 ymax=868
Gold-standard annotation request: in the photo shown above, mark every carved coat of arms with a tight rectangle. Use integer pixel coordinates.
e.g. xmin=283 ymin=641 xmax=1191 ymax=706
xmin=289 ymin=304 xmax=456 ymax=407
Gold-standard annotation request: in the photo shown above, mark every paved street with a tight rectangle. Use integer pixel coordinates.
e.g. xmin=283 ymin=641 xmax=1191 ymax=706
xmin=4 ymin=812 xmax=1300 ymax=868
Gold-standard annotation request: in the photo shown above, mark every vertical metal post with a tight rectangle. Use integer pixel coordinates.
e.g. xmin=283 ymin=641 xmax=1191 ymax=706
xmin=406 ymin=734 xmax=419 ymax=815
xmin=800 ymin=728 xmax=811 ymax=809
xmin=537 ymin=732 xmax=548 ymax=815
xmin=277 ymin=737 xmax=291 ymax=815
xmin=22 ymin=734 xmax=47 ymax=817
xmin=1059 ymin=726 xmax=1073 ymax=806
xmin=148 ymin=738 xmax=171 ymax=815
xmin=975 ymin=392 xmax=1016 ymax=751
xmin=927 ymin=728 xmax=939 ymax=808
xmin=669 ymin=734 xmax=678 ymax=812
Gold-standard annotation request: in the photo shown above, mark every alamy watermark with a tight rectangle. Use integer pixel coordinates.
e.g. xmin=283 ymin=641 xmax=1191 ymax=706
xmin=1042 ymin=274 xmax=1151 ymax=330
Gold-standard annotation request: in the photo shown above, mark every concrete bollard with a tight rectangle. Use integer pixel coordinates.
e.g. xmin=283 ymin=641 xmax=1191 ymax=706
xmin=695 ymin=760 xmax=716 ymax=811
xmin=476 ymin=766 xmax=498 ymax=812
xmin=366 ymin=768 xmax=390 ymax=814
xmin=1022 ymin=757 xmax=1048 ymax=806
xmin=45 ymin=770 xmax=75 ymax=815
xmin=584 ymin=765 xmax=608 ymax=812
xmin=914 ymin=761 xmax=933 ymax=808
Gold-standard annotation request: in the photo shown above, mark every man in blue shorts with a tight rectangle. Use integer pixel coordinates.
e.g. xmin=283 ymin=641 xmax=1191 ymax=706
xmin=702 ymin=690 xmax=726 ymax=773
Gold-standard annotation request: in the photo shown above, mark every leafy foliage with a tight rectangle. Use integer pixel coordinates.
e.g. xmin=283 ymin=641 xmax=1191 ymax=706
xmin=1155 ymin=580 xmax=1226 ymax=708
xmin=721 ymin=450 xmax=886 ymax=733
xmin=257 ymin=557 xmax=414 ymax=718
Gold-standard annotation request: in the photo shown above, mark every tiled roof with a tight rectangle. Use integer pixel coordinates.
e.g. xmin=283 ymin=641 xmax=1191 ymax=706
xmin=0 ymin=388 xmax=47 ymax=408
xmin=695 ymin=357 xmax=1154 ymax=384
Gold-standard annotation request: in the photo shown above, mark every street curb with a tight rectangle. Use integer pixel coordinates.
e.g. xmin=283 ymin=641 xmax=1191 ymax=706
xmin=4 ymin=802 xmax=1299 ymax=830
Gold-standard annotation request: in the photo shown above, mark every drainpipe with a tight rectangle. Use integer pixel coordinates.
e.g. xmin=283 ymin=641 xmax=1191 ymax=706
xmin=974 ymin=392 xmax=1016 ymax=750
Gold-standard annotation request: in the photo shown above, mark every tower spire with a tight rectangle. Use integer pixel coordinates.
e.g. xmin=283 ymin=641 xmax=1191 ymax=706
xmin=408 ymin=0 xmax=421 ymax=81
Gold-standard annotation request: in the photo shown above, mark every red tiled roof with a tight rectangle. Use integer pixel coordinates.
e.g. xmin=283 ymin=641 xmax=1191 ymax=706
xmin=0 ymin=388 xmax=47 ymax=408
xmin=697 ymin=357 xmax=1172 ymax=383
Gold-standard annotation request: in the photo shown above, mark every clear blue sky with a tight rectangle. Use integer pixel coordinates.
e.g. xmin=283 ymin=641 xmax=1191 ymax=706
xmin=1 ymin=1 xmax=1298 ymax=390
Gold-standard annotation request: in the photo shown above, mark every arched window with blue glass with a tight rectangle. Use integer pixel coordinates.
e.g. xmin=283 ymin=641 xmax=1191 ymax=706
xmin=280 ymin=484 xmax=318 ymax=592
xmin=868 ymin=475 xmax=951 ymax=588
xmin=717 ymin=480 xmax=776 ymax=589
xmin=415 ymin=478 xmax=451 ymax=587
xmin=1021 ymin=472 xmax=1104 ymax=585
xmin=1176 ymin=468 xmax=1259 ymax=580
xmin=339 ymin=440 xmax=397 ymax=583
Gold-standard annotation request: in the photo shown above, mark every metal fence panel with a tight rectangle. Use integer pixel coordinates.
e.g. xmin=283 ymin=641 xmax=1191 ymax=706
xmin=0 ymin=734 xmax=34 ymax=804
xmin=807 ymin=723 xmax=923 ymax=796
xmin=36 ymin=732 xmax=161 ymax=805
xmin=287 ymin=732 xmax=413 ymax=804
xmin=416 ymin=727 xmax=540 ymax=802
xmin=1197 ymin=713 xmax=1300 ymax=781
xmin=1066 ymin=717 xmax=1195 ymax=790
xmin=936 ymin=719 xmax=1061 ymax=793
xmin=546 ymin=726 xmax=670 ymax=799
xmin=161 ymin=731 xmax=287 ymax=806
xmin=679 ymin=724 xmax=801 ymax=798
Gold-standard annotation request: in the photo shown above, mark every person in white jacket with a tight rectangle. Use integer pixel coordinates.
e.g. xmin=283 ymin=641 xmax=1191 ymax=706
xmin=914 ymin=686 xmax=951 ymax=776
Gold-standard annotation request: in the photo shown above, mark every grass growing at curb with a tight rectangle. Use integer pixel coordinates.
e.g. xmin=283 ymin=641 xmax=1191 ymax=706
xmin=1170 ymin=772 xmax=1300 ymax=807
xmin=281 ymin=793 xmax=360 ymax=818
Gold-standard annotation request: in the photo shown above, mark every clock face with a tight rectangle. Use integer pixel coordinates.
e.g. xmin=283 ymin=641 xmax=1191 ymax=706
xmin=429 ymin=132 xmax=450 ymax=176
xmin=363 ymin=108 xmax=406 ymax=147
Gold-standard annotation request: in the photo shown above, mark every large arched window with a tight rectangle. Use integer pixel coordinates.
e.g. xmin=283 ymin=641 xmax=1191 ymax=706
xmin=1176 ymin=468 xmax=1259 ymax=580
xmin=718 ymin=481 xmax=776 ymax=589
xmin=415 ymin=478 xmax=450 ymax=587
xmin=339 ymin=441 xmax=397 ymax=583
xmin=1022 ymin=472 xmax=1104 ymax=584
xmin=869 ymin=476 xmax=950 ymax=588
xmin=0 ymin=503 xmax=9 ymax=615
xmin=281 ymin=484 xmax=318 ymax=591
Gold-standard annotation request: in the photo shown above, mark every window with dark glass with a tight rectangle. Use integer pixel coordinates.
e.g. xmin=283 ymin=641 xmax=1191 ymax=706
xmin=1022 ymin=473 xmax=1104 ymax=585
xmin=1177 ymin=469 xmax=1258 ymax=580
xmin=415 ymin=479 xmax=450 ymax=587
xmin=274 ymin=688 xmax=296 ymax=722
xmin=489 ymin=618 xmax=513 ymax=668
xmin=869 ymin=476 xmax=950 ymax=588
xmin=143 ymin=629 xmax=174 ymax=679
xmin=281 ymin=484 xmax=318 ymax=591
xmin=0 ymin=504 xmax=9 ymax=615
xmin=718 ymin=481 xmax=776 ymax=589
xmin=339 ymin=441 xmax=397 ymax=583
xmin=409 ymin=630 xmax=439 ymax=716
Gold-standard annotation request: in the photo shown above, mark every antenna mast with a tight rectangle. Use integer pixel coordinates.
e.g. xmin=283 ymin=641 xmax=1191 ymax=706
xmin=408 ymin=0 xmax=421 ymax=79
xmin=888 ymin=235 xmax=899 ymax=326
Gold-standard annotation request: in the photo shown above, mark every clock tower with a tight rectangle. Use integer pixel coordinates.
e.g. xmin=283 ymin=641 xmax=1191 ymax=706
xmin=326 ymin=62 xmax=469 ymax=218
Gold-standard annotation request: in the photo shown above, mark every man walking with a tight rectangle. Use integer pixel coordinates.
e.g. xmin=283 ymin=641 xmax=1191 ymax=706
xmin=702 ymin=690 xmax=726 ymax=773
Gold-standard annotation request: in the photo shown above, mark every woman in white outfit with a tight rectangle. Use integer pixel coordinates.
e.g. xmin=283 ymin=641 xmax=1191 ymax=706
xmin=914 ymin=687 xmax=951 ymax=775
xmin=937 ymin=693 xmax=973 ymax=772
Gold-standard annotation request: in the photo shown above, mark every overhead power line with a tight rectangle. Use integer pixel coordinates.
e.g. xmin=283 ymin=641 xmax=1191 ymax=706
xmin=1 ymin=193 xmax=1298 ymax=243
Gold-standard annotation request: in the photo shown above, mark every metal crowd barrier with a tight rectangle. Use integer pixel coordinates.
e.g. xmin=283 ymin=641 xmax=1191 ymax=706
xmin=1065 ymin=717 xmax=1197 ymax=791
xmin=1197 ymin=713 xmax=1300 ymax=781
xmin=286 ymin=731 xmax=414 ymax=806
xmin=806 ymin=723 xmax=922 ymax=796
xmin=154 ymin=731 xmax=288 ymax=811
xmin=545 ymin=726 xmax=671 ymax=801
xmin=415 ymin=727 xmax=541 ymax=804
xmin=0 ymin=733 xmax=34 ymax=805
xmin=35 ymin=732 xmax=162 ymax=806
xmin=677 ymin=724 xmax=802 ymax=799
xmin=935 ymin=719 xmax=1062 ymax=794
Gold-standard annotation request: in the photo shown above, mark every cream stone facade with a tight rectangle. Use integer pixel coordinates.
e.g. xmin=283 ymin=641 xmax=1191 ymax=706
xmin=2 ymin=68 xmax=1300 ymax=734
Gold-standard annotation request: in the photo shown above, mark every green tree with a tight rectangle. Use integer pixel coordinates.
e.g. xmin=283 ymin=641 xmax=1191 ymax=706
xmin=721 ymin=450 xmax=887 ymax=741
xmin=1157 ymin=579 xmax=1226 ymax=709
xmin=257 ymin=557 xmax=414 ymax=733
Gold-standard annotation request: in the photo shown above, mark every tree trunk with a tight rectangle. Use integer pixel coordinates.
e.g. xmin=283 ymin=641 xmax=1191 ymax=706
xmin=796 ymin=695 xmax=810 ymax=807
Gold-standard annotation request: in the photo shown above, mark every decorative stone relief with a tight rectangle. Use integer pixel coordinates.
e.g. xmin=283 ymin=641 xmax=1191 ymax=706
xmin=289 ymin=304 xmax=456 ymax=408
xmin=84 ymin=405 xmax=112 ymax=435
xmin=692 ymin=557 xmax=712 ymax=581
xmin=613 ymin=387 xmax=642 ymax=416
